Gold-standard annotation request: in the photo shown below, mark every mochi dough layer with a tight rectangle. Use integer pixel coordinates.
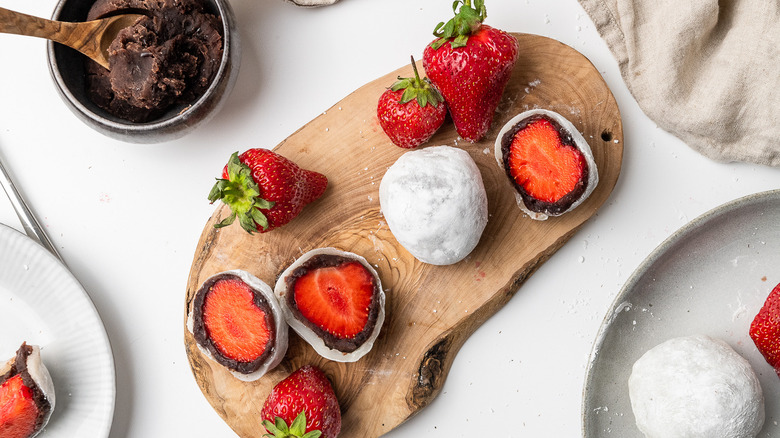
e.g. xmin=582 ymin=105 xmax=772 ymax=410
xmin=379 ymin=146 xmax=488 ymax=265
xmin=628 ymin=334 xmax=764 ymax=438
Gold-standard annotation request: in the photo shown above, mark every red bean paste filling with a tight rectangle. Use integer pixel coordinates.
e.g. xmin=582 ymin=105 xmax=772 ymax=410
xmin=284 ymin=254 xmax=381 ymax=354
xmin=500 ymin=114 xmax=589 ymax=216
xmin=85 ymin=0 xmax=223 ymax=122
xmin=0 ymin=343 xmax=52 ymax=431
xmin=191 ymin=273 xmax=277 ymax=375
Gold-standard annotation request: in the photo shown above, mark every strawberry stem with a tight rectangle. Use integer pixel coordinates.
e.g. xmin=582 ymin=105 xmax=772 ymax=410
xmin=431 ymin=0 xmax=487 ymax=49
xmin=410 ymin=54 xmax=422 ymax=82
xmin=389 ymin=55 xmax=444 ymax=108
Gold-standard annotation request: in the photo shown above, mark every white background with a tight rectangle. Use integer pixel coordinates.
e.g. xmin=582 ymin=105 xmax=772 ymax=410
xmin=1 ymin=0 xmax=779 ymax=436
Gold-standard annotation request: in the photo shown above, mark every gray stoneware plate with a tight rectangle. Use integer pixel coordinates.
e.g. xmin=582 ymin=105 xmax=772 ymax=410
xmin=582 ymin=189 xmax=780 ymax=437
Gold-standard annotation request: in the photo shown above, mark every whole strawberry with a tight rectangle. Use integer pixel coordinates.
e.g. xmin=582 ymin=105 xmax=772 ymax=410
xmin=208 ymin=149 xmax=327 ymax=233
xmin=423 ymin=0 xmax=519 ymax=143
xmin=378 ymin=56 xmax=446 ymax=149
xmin=750 ymin=282 xmax=780 ymax=377
xmin=261 ymin=365 xmax=341 ymax=438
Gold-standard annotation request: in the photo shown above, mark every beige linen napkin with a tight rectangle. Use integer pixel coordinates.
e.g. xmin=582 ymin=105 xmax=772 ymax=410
xmin=578 ymin=0 xmax=780 ymax=166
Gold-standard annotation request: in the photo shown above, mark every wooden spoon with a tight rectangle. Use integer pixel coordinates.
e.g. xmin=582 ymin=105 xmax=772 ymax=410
xmin=0 ymin=7 xmax=144 ymax=69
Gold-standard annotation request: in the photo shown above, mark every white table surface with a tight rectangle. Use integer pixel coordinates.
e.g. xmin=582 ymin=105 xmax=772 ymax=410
xmin=1 ymin=0 xmax=778 ymax=436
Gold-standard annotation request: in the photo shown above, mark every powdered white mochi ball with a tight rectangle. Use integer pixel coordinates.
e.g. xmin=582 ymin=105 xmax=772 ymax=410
xmin=379 ymin=146 xmax=488 ymax=265
xmin=628 ymin=335 xmax=764 ymax=438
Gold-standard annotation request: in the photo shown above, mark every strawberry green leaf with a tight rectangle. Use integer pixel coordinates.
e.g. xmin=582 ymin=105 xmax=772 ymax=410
xmin=238 ymin=211 xmax=258 ymax=234
xmin=399 ymin=86 xmax=418 ymax=104
xmin=418 ymin=91 xmax=429 ymax=108
xmin=289 ymin=412 xmax=307 ymax=435
xmin=275 ymin=417 xmax=289 ymax=434
xmin=431 ymin=0 xmax=487 ymax=49
xmin=452 ymin=34 xmax=469 ymax=48
xmin=390 ymin=77 xmax=413 ymax=92
xmin=214 ymin=211 xmax=237 ymax=228
xmin=262 ymin=419 xmax=283 ymax=437
xmin=261 ymin=413 xmax=322 ymax=438
xmin=208 ymin=152 xmax=275 ymax=233
xmin=250 ymin=207 xmax=270 ymax=231
xmin=388 ymin=56 xmax=444 ymax=108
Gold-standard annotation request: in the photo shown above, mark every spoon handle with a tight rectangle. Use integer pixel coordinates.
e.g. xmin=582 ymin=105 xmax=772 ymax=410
xmin=0 ymin=7 xmax=105 ymax=60
xmin=0 ymin=152 xmax=64 ymax=263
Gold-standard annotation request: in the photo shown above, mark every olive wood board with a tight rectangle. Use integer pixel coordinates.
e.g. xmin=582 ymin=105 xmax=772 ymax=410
xmin=184 ymin=33 xmax=623 ymax=437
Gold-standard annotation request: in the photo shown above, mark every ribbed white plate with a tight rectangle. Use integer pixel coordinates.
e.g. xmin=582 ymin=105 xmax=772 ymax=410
xmin=582 ymin=189 xmax=780 ymax=437
xmin=0 ymin=224 xmax=115 ymax=437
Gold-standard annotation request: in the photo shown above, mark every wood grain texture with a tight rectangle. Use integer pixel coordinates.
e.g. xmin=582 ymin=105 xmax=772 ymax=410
xmin=184 ymin=33 xmax=623 ymax=437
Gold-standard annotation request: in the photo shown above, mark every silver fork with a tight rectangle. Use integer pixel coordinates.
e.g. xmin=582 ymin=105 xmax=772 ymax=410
xmin=0 ymin=151 xmax=64 ymax=263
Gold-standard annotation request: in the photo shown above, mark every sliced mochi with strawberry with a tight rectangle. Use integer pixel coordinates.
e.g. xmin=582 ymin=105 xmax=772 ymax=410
xmin=274 ymin=248 xmax=385 ymax=363
xmin=188 ymin=270 xmax=288 ymax=381
xmin=494 ymin=109 xmax=599 ymax=220
xmin=0 ymin=343 xmax=55 ymax=438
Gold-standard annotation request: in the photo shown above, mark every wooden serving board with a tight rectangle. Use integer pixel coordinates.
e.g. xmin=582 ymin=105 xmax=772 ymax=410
xmin=184 ymin=33 xmax=623 ymax=437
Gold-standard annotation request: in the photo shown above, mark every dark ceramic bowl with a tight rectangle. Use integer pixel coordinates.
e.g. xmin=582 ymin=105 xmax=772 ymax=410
xmin=47 ymin=0 xmax=240 ymax=143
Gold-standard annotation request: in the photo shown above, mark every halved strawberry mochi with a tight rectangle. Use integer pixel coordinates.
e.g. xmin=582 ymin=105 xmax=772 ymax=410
xmin=0 ymin=343 xmax=55 ymax=438
xmin=274 ymin=248 xmax=385 ymax=363
xmin=494 ymin=109 xmax=599 ymax=220
xmin=188 ymin=270 xmax=288 ymax=381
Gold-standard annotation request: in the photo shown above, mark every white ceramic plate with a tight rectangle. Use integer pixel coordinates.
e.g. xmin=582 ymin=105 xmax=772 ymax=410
xmin=0 ymin=224 xmax=115 ymax=436
xmin=582 ymin=189 xmax=780 ymax=437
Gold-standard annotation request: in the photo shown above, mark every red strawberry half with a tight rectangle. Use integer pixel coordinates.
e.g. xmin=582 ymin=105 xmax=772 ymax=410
xmin=750 ymin=282 xmax=780 ymax=377
xmin=423 ymin=0 xmax=518 ymax=143
xmin=294 ymin=260 xmax=375 ymax=338
xmin=508 ymin=117 xmax=587 ymax=202
xmin=495 ymin=109 xmax=598 ymax=220
xmin=189 ymin=270 xmax=287 ymax=381
xmin=275 ymin=248 xmax=385 ymax=362
xmin=208 ymin=149 xmax=328 ymax=233
xmin=261 ymin=365 xmax=341 ymax=438
xmin=377 ymin=56 xmax=446 ymax=149
xmin=0 ymin=344 xmax=54 ymax=438
xmin=0 ymin=375 xmax=40 ymax=438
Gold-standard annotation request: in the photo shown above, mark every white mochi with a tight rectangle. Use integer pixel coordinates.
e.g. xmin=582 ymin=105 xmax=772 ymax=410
xmin=628 ymin=335 xmax=764 ymax=438
xmin=22 ymin=345 xmax=56 ymax=409
xmin=379 ymin=146 xmax=488 ymax=265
